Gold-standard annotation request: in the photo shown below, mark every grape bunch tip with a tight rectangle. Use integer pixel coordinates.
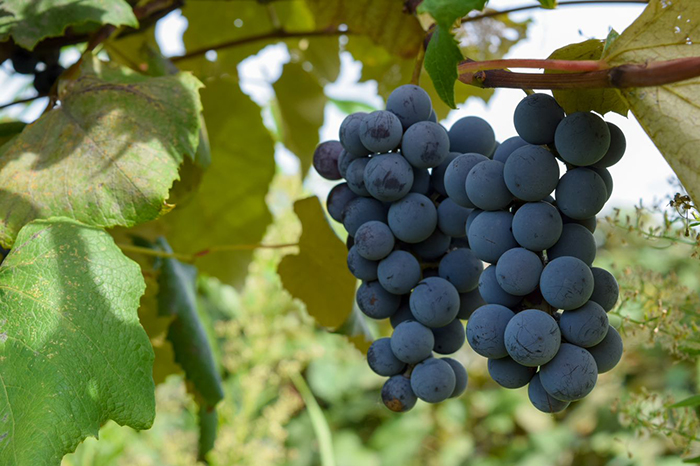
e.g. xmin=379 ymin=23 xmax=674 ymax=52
xmin=313 ymin=86 xmax=624 ymax=414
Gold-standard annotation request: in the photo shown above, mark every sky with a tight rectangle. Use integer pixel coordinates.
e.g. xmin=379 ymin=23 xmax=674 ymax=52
xmin=0 ymin=1 xmax=678 ymax=212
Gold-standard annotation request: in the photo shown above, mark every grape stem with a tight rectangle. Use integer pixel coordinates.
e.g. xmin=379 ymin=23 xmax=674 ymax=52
xmin=118 ymin=242 xmax=299 ymax=263
xmin=459 ymin=56 xmax=700 ymax=90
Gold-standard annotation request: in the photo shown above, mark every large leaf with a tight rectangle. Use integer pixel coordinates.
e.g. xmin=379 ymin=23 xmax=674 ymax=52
xmin=603 ymin=0 xmax=700 ymax=203
xmin=0 ymin=218 xmax=154 ymax=465
xmin=546 ymin=39 xmax=629 ymax=116
xmin=424 ymin=25 xmax=464 ymax=109
xmin=418 ymin=0 xmax=487 ymax=28
xmin=160 ymin=78 xmax=275 ymax=286
xmin=278 ymin=197 xmax=355 ymax=329
xmin=273 ymin=62 xmax=327 ymax=175
xmin=0 ymin=122 xmax=25 ymax=148
xmin=0 ymin=0 xmax=137 ymax=50
xmin=156 ymin=238 xmax=224 ymax=407
xmin=0 ymin=55 xmax=203 ymax=248
xmin=305 ymin=0 xmax=424 ymax=59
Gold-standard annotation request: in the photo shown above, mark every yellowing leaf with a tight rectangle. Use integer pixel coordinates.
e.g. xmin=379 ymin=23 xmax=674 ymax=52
xmin=305 ymin=0 xmax=424 ymax=59
xmin=0 ymin=55 xmax=203 ymax=248
xmin=546 ymin=39 xmax=629 ymax=116
xmin=279 ymin=197 xmax=355 ymax=329
xmin=273 ymin=62 xmax=327 ymax=175
xmin=603 ymin=0 xmax=700 ymax=202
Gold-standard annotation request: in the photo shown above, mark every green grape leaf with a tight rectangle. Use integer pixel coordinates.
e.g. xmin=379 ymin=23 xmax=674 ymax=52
xmin=155 ymin=238 xmax=224 ymax=408
xmin=546 ymin=39 xmax=629 ymax=116
xmin=424 ymin=25 xmax=463 ymax=109
xmin=278 ymin=197 xmax=355 ymax=329
xmin=273 ymin=62 xmax=327 ymax=175
xmin=602 ymin=0 xmax=700 ymax=203
xmin=304 ymin=0 xmax=424 ymax=59
xmin=538 ymin=0 xmax=557 ymax=9
xmin=159 ymin=78 xmax=275 ymax=287
xmin=0 ymin=0 xmax=138 ymax=50
xmin=683 ymin=455 xmax=700 ymax=464
xmin=197 ymin=405 xmax=218 ymax=463
xmin=0 ymin=121 xmax=25 ymax=148
xmin=0 ymin=55 xmax=203 ymax=248
xmin=0 ymin=218 xmax=154 ymax=465
xmin=670 ymin=394 xmax=700 ymax=408
xmin=418 ymin=0 xmax=487 ymax=27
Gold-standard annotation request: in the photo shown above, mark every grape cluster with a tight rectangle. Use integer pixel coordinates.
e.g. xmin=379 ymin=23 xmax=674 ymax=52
xmin=314 ymin=85 xmax=488 ymax=412
xmin=313 ymin=87 xmax=625 ymax=414
xmin=461 ymin=93 xmax=624 ymax=413
xmin=9 ymin=47 xmax=64 ymax=94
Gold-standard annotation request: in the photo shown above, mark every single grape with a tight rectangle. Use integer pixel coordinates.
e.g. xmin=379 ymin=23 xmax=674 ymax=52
xmin=540 ymin=257 xmax=594 ymax=310
xmin=513 ymin=93 xmax=565 ymax=145
xmin=11 ymin=48 xmax=39 ymax=74
xmin=589 ymin=267 xmax=619 ymax=312
xmin=345 ymin=157 xmax=371 ymax=196
xmin=467 ymin=210 xmax=518 ymax=264
xmin=386 ymin=84 xmax=432 ymax=129
xmin=411 ymin=358 xmax=456 ymax=403
xmin=555 ymin=168 xmax=608 ymax=220
xmin=326 ymin=183 xmax=358 ymax=223
xmin=437 ymin=198 xmax=472 ymax=237
xmin=338 ymin=149 xmax=363 ymax=178
xmin=539 ymin=343 xmax=598 ymax=402
xmin=347 ymin=246 xmax=378 ymax=281
xmin=411 ymin=229 xmax=451 ymax=261
xmin=364 ymin=153 xmax=414 ymax=201
xmin=439 ymin=248 xmax=483 ymax=293
xmin=457 ymin=288 xmax=486 ymax=320
xmin=547 ymin=223 xmax=597 ymax=265
xmin=382 ymin=375 xmax=417 ymax=412
xmin=401 ymin=121 xmax=450 ymax=169
xmin=367 ymin=338 xmax=406 ymax=376
xmin=493 ymin=136 xmax=528 ymax=164
xmin=377 ymin=250 xmax=422 ymax=294
xmin=451 ymin=235 xmax=470 ymax=249
xmin=390 ymin=298 xmax=413 ymax=328
xmin=410 ymin=167 xmax=431 ymax=195
xmin=554 ymin=112 xmax=611 ymax=166
xmin=360 ymin=110 xmax=403 ymax=153
xmin=356 ymin=281 xmax=401 ymax=319
xmin=466 ymin=304 xmax=514 ymax=358
xmin=342 ymin=197 xmax=387 ymax=236
xmin=432 ymin=319 xmax=466 ymax=354
xmin=410 ymin=277 xmax=461 ymax=328
xmin=391 ymin=320 xmax=435 ymax=364
xmin=559 ymin=300 xmax=609 ymax=348
xmin=587 ymin=325 xmax=623 ymax=373
xmin=504 ymin=309 xmax=561 ymax=366
xmin=431 ymin=152 xmax=459 ymax=196
xmin=448 ymin=116 xmax=496 ymax=155
xmin=590 ymin=166 xmax=613 ymax=201
xmin=339 ymin=112 xmax=371 ymax=156
xmin=388 ymin=193 xmax=437 ymax=243
xmin=444 ymin=153 xmax=489 ymax=207
xmin=442 ymin=358 xmax=468 ymax=397
xmin=428 ymin=109 xmax=438 ymax=123
xmin=512 ymin=201 xmax=563 ymax=251
xmin=488 ymin=356 xmax=537 ymax=389
xmin=503 ymin=145 xmax=560 ymax=201
xmin=354 ymin=221 xmax=395 ymax=260
xmin=591 ymin=122 xmax=626 ymax=168
xmin=528 ymin=373 xmax=570 ymax=413
xmin=478 ymin=265 xmax=522 ymax=307
xmin=313 ymin=140 xmax=343 ymax=180
xmin=495 ymin=248 xmax=543 ymax=296
xmin=466 ymin=159 xmax=512 ymax=211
